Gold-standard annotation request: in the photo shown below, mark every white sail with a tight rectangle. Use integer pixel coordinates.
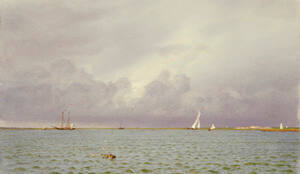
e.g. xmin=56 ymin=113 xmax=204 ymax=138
xmin=192 ymin=118 xmax=198 ymax=129
xmin=197 ymin=111 xmax=201 ymax=129
xmin=279 ymin=123 xmax=283 ymax=129
xmin=210 ymin=124 xmax=215 ymax=130
xmin=192 ymin=111 xmax=201 ymax=129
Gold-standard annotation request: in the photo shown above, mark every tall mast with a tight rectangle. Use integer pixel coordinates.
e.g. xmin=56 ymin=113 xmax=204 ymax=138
xmin=61 ymin=112 xmax=64 ymax=128
xmin=66 ymin=112 xmax=70 ymax=128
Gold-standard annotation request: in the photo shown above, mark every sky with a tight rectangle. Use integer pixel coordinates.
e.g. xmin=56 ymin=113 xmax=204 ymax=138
xmin=0 ymin=0 xmax=299 ymax=128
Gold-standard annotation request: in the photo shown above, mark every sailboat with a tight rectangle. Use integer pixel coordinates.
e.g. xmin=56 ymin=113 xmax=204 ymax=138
xmin=208 ymin=124 xmax=216 ymax=131
xmin=118 ymin=122 xmax=125 ymax=130
xmin=279 ymin=123 xmax=283 ymax=129
xmin=53 ymin=111 xmax=76 ymax=130
xmin=191 ymin=111 xmax=201 ymax=130
xmin=41 ymin=125 xmax=47 ymax=130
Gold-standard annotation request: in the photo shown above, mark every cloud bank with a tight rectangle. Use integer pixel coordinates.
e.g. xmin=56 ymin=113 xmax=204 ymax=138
xmin=0 ymin=0 xmax=299 ymax=127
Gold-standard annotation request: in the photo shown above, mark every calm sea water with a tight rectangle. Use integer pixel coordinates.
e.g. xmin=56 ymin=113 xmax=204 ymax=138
xmin=0 ymin=130 xmax=299 ymax=174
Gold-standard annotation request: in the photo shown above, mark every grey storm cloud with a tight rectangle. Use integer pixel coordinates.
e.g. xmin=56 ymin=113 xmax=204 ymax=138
xmin=0 ymin=0 xmax=299 ymax=127
xmin=0 ymin=59 xmax=193 ymax=127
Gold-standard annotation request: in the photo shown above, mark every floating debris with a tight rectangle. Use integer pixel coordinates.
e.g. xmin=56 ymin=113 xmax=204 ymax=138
xmin=90 ymin=153 xmax=116 ymax=159
xmin=102 ymin=154 xmax=116 ymax=159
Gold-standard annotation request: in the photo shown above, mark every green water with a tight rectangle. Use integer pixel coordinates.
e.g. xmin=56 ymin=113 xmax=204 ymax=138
xmin=0 ymin=130 xmax=299 ymax=173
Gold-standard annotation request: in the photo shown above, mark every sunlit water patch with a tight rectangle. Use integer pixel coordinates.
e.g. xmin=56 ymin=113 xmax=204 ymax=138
xmin=0 ymin=130 xmax=299 ymax=173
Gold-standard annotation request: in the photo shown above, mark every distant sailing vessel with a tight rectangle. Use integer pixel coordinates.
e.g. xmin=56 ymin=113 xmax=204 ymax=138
xmin=53 ymin=112 xmax=76 ymax=130
xmin=279 ymin=123 xmax=283 ymax=129
xmin=118 ymin=127 xmax=125 ymax=130
xmin=208 ymin=123 xmax=216 ymax=131
xmin=118 ymin=122 xmax=125 ymax=130
xmin=42 ymin=125 xmax=47 ymax=130
xmin=191 ymin=110 xmax=201 ymax=130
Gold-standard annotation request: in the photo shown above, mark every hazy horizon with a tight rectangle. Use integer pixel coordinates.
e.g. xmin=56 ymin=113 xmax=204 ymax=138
xmin=0 ymin=0 xmax=299 ymax=128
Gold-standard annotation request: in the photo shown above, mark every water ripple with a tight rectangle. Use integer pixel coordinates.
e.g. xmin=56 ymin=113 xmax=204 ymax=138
xmin=0 ymin=130 xmax=299 ymax=173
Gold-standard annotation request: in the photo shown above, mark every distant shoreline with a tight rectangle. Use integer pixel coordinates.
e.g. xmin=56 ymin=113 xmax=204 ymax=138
xmin=0 ymin=127 xmax=299 ymax=132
